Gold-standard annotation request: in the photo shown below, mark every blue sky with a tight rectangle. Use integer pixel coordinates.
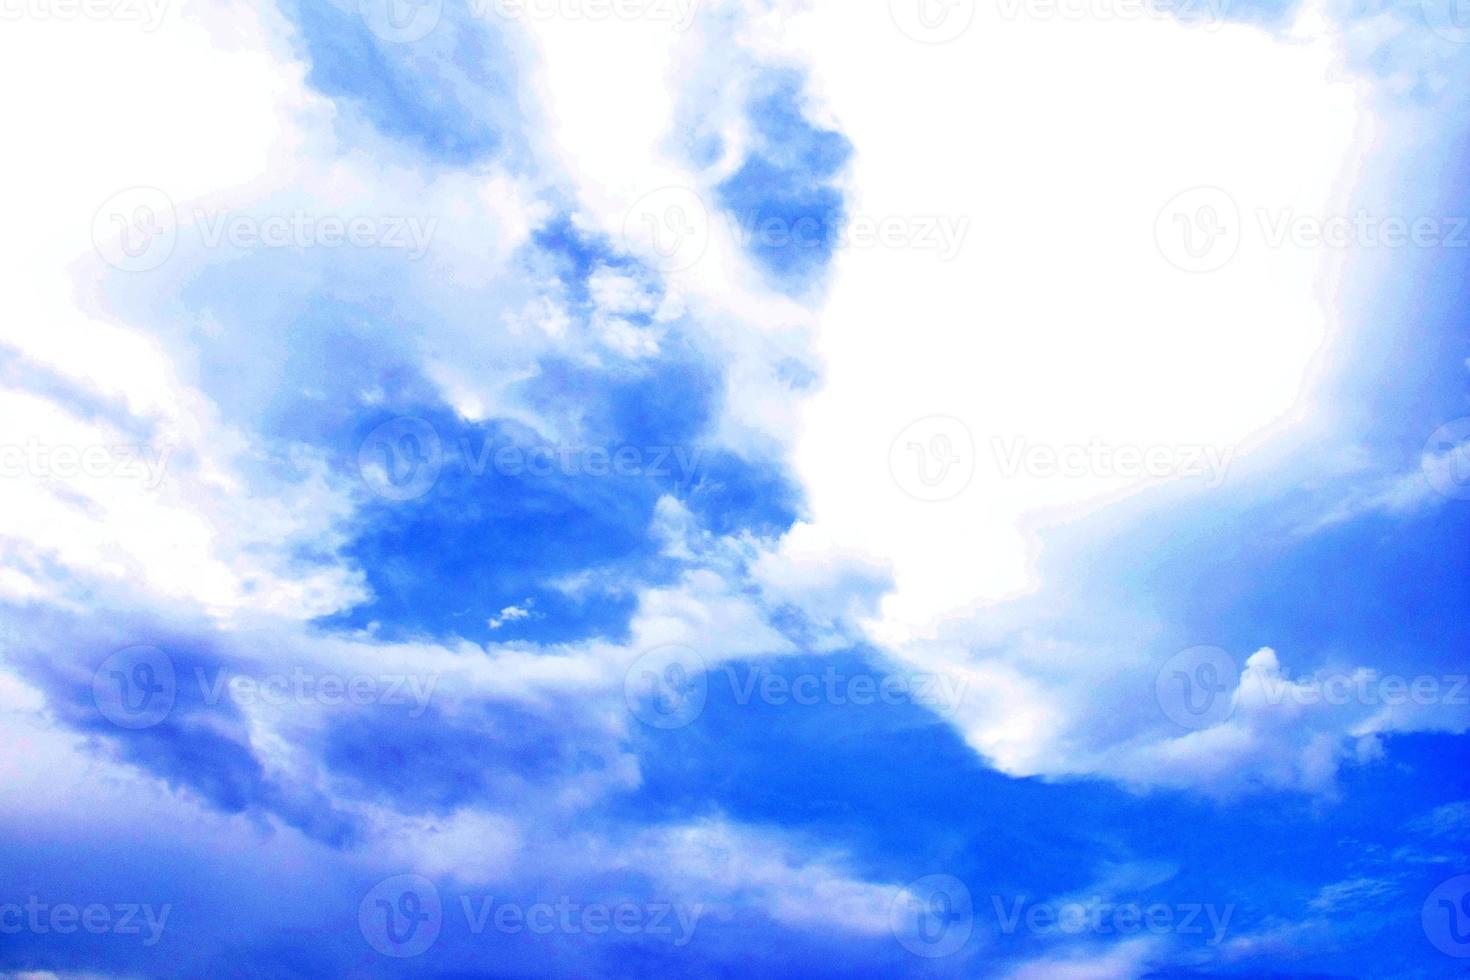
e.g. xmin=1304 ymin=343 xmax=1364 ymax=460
xmin=1 ymin=0 xmax=1468 ymax=977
